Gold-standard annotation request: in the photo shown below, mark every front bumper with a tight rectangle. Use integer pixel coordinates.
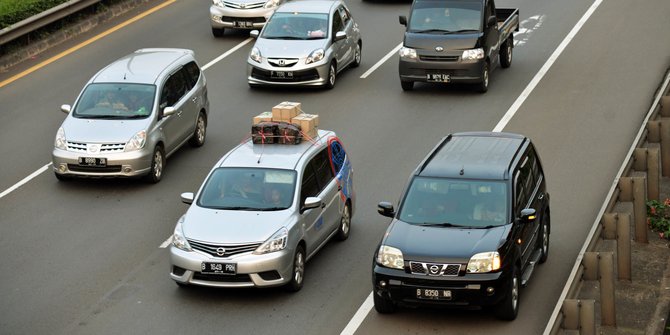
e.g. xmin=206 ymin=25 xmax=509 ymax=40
xmin=170 ymin=245 xmax=294 ymax=288
xmin=372 ymin=264 xmax=511 ymax=308
xmin=399 ymin=57 xmax=485 ymax=84
xmin=209 ymin=5 xmax=271 ymax=30
xmin=52 ymin=147 xmax=152 ymax=178
xmin=247 ymin=59 xmax=329 ymax=87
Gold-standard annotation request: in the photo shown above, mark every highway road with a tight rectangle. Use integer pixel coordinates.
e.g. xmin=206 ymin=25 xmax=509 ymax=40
xmin=1 ymin=0 xmax=669 ymax=334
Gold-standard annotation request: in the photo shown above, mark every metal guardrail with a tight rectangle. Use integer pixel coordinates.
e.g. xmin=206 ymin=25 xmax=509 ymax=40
xmin=543 ymin=70 xmax=670 ymax=334
xmin=0 ymin=0 xmax=102 ymax=46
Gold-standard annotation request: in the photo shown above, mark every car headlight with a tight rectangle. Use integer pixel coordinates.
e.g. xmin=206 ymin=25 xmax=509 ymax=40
xmin=124 ymin=130 xmax=146 ymax=152
xmin=376 ymin=245 xmax=404 ymax=270
xmin=466 ymin=251 xmax=501 ymax=273
xmin=172 ymin=216 xmax=192 ymax=251
xmin=305 ymin=48 xmax=324 ymax=64
xmin=54 ymin=127 xmax=67 ymax=150
xmin=250 ymin=47 xmax=262 ymax=63
xmin=254 ymin=227 xmax=288 ymax=254
xmin=263 ymin=0 xmax=280 ymax=9
xmin=399 ymin=47 xmax=417 ymax=61
xmin=461 ymin=48 xmax=485 ymax=61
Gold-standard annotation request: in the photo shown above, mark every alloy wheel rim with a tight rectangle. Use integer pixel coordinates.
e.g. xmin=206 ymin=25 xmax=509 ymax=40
xmin=196 ymin=117 xmax=206 ymax=144
xmin=329 ymin=64 xmax=336 ymax=86
xmin=355 ymin=45 xmax=361 ymax=64
xmin=542 ymin=222 xmax=549 ymax=253
xmin=483 ymin=67 xmax=489 ymax=87
xmin=341 ymin=206 xmax=350 ymax=235
xmin=507 ymin=44 xmax=512 ymax=63
xmin=154 ymin=151 xmax=163 ymax=179
xmin=512 ymin=276 xmax=519 ymax=311
xmin=294 ymin=252 xmax=304 ymax=284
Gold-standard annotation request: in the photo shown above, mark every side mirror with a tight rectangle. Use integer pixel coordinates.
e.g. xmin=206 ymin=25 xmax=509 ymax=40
xmin=334 ymin=31 xmax=347 ymax=42
xmin=487 ymin=15 xmax=497 ymax=27
xmin=399 ymin=15 xmax=407 ymax=26
xmin=61 ymin=104 xmax=71 ymax=114
xmin=378 ymin=201 xmax=395 ymax=218
xmin=302 ymin=197 xmax=322 ymax=212
xmin=518 ymin=208 xmax=537 ymax=224
xmin=250 ymin=30 xmax=259 ymax=38
xmin=163 ymin=106 xmax=177 ymax=117
xmin=180 ymin=192 xmax=194 ymax=205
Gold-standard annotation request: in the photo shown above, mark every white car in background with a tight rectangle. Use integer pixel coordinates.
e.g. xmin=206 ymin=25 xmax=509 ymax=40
xmin=210 ymin=0 xmax=284 ymax=37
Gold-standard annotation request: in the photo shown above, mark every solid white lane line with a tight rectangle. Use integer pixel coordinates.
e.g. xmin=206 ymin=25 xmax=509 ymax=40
xmin=0 ymin=164 xmax=51 ymax=200
xmin=493 ymin=0 xmax=603 ymax=132
xmin=360 ymin=43 xmax=402 ymax=79
xmin=344 ymin=1 xmax=605 ymax=334
xmin=202 ymin=38 xmax=254 ymax=70
xmin=160 ymin=236 xmax=173 ymax=249
xmin=340 ymin=293 xmax=374 ymax=335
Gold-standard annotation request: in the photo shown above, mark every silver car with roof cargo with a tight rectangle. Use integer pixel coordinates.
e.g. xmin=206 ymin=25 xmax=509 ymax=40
xmin=52 ymin=48 xmax=209 ymax=183
xmin=247 ymin=0 xmax=362 ymax=89
xmin=170 ymin=130 xmax=355 ymax=291
xmin=210 ymin=0 xmax=284 ymax=37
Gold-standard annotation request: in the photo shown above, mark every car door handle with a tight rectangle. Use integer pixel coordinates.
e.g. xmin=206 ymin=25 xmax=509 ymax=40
xmin=191 ymin=97 xmax=197 ymax=103
xmin=538 ymin=193 xmax=544 ymax=200
xmin=338 ymin=185 xmax=342 ymax=191
xmin=177 ymin=111 xmax=183 ymax=117
xmin=321 ymin=202 xmax=326 ymax=209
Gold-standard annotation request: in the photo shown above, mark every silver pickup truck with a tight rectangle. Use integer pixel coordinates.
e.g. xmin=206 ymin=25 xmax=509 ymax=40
xmin=398 ymin=0 xmax=519 ymax=92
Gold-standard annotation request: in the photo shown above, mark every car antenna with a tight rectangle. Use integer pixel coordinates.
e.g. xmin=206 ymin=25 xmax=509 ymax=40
xmin=123 ymin=73 xmax=127 ymax=80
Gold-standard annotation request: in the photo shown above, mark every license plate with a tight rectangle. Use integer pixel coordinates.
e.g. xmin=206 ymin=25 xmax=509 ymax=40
xmin=78 ymin=157 xmax=107 ymax=166
xmin=201 ymin=262 xmax=236 ymax=275
xmin=416 ymin=288 xmax=452 ymax=300
xmin=233 ymin=21 xmax=252 ymax=28
xmin=271 ymin=71 xmax=293 ymax=79
xmin=426 ymin=74 xmax=450 ymax=82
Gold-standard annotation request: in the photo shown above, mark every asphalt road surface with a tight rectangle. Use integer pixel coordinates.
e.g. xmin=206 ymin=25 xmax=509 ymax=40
xmin=1 ymin=0 xmax=669 ymax=334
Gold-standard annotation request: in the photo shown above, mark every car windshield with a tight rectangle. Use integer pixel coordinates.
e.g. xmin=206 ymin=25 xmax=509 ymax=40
xmin=73 ymin=83 xmax=155 ymax=119
xmin=261 ymin=12 xmax=329 ymax=40
xmin=398 ymin=177 xmax=508 ymax=228
xmin=408 ymin=0 xmax=482 ymax=33
xmin=197 ymin=167 xmax=297 ymax=211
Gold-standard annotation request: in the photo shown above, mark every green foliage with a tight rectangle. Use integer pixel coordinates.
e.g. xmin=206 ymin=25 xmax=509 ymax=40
xmin=0 ymin=0 xmax=70 ymax=29
xmin=647 ymin=199 xmax=670 ymax=239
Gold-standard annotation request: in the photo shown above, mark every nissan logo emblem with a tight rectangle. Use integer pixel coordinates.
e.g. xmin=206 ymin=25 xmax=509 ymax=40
xmin=216 ymin=247 xmax=226 ymax=256
xmin=278 ymin=59 xmax=285 ymax=66
xmin=240 ymin=3 xmax=246 ymax=8
xmin=87 ymin=144 xmax=99 ymax=153
xmin=429 ymin=265 xmax=440 ymax=274
xmin=435 ymin=46 xmax=444 ymax=52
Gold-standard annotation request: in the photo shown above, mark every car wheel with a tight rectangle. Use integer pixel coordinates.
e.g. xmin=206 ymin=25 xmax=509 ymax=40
xmin=538 ymin=212 xmax=550 ymax=263
xmin=212 ymin=27 xmax=224 ymax=37
xmin=373 ymin=291 xmax=396 ymax=314
xmin=54 ymin=172 xmax=70 ymax=181
xmin=145 ymin=146 xmax=165 ymax=184
xmin=400 ymin=80 xmax=414 ymax=91
xmin=500 ymin=37 xmax=513 ymax=68
xmin=284 ymin=245 xmax=305 ymax=292
xmin=325 ymin=62 xmax=336 ymax=89
xmin=351 ymin=42 xmax=362 ymax=68
xmin=335 ymin=203 xmax=351 ymax=241
xmin=188 ymin=112 xmax=207 ymax=147
xmin=476 ymin=61 xmax=489 ymax=93
xmin=495 ymin=266 xmax=520 ymax=320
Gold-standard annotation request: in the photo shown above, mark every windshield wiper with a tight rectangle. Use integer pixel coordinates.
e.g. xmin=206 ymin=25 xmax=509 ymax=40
xmin=419 ymin=222 xmax=463 ymax=227
xmin=258 ymin=207 xmax=286 ymax=211
xmin=413 ymin=29 xmax=453 ymax=34
xmin=216 ymin=206 xmax=258 ymax=210
xmin=264 ymin=36 xmax=304 ymax=40
xmin=449 ymin=29 xmax=479 ymax=33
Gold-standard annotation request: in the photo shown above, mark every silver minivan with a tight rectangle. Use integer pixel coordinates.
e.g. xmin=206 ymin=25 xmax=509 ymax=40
xmin=52 ymin=48 xmax=209 ymax=183
xmin=170 ymin=129 xmax=355 ymax=291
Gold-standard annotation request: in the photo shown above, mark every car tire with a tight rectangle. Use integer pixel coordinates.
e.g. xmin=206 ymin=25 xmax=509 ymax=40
xmin=538 ymin=212 xmax=550 ymax=264
xmin=400 ymin=80 xmax=414 ymax=91
xmin=188 ymin=112 xmax=207 ymax=147
xmin=324 ymin=62 xmax=336 ymax=89
xmin=500 ymin=37 xmax=513 ymax=68
xmin=476 ymin=61 xmax=489 ymax=93
xmin=145 ymin=145 xmax=165 ymax=184
xmin=212 ymin=27 xmax=224 ymax=37
xmin=54 ymin=172 xmax=70 ymax=181
xmin=284 ymin=245 xmax=305 ymax=292
xmin=373 ymin=291 xmax=396 ymax=314
xmin=351 ymin=42 xmax=362 ymax=68
xmin=495 ymin=265 xmax=520 ymax=320
xmin=335 ymin=202 xmax=351 ymax=241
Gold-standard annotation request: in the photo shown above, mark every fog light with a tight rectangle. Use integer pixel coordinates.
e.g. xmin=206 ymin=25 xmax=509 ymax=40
xmin=486 ymin=287 xmax=495 ymax=295
xmin=379 ymin=280 xmax=387 ymax=288
xmin=58 ymin=164 xmax=67 ymax=173
xmin=123 ymin=166 xmax=132 ymax=173
xmin=212 ymin=15 xmax=221 ymax=21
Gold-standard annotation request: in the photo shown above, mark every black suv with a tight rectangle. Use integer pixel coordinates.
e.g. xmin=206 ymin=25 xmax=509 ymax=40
xmin=372 ymin=132 xmax=550 ymax=320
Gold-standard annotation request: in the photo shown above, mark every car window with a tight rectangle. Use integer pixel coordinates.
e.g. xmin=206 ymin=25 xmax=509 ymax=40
xmin=160 ymin=70 xmax=188 ymax=108
xmin=72 ymin=83 xmax=156 ymax=119
xmin=514 ymin=151 xmax=537 ymax=212
xmin=262 ymin=12 xmax=329 ymax=40
xmin=399 ymin=177 xmax=508 ymax=227
xmin=198 ymin=167 xmax=296 ymax=210
xmin=339 ymin=6 xmax=351 ymax=26
xmin=313 ymin=149 xmax=334 ymax=190
xmin=408 ymin=0 xmax=482 ymax=32
xmin=332 ymin=9 xmax=344 ymax=33
xmin=182 ymin=61 xmax=201 ymax=90
xmin=300 ymin=163 xmax=320 ymax=206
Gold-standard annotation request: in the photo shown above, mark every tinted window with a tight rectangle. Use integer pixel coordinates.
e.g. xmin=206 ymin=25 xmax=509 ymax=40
xmin=73 ymin=83 xmax=155 ymax=119
xmin=339 ymin=7 xmax=351 ymax=26
xmin=332 ymin=10 xmax=344 ymax=33
xmin=160 ymin=71 xmax=188 ymax=108
xmin=300 ymin=163 xmax=320 ymax=206
xmin=183 ymin=61 xmax=201 ymax=90
xmin=313 ymin=149 xmax=334 ymax=190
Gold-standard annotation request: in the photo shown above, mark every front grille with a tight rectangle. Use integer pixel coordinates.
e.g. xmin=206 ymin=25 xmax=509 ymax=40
xmin=251 ymin=68 xmax=320 ymax=82
xmin=420 ymin=55 xmax=460 ymax=62
xmin=409 ymin=262 xmax=461 ymax=276
xmin=267 ymin=58 xmax=299 ymax=68
xmin=223 ymin=1 xmax=265 ymax=9
xmin=67 ymin=164 xmax=122 ymax=173
xmin=193 ymin=273 xmax=252 ymax=283
xmin=188 ymin=239 xmax=261 ymax=258
xmin=220 ymin=16 xmax=266 ymax=24
xmin=66 ymin=141 xmax=125 ymax=153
